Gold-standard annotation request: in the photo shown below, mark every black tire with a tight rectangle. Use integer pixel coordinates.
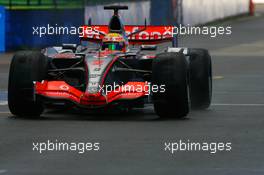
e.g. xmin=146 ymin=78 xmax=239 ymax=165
xmin=8 ymin=51 xmax=48 ymax=117
xmin=189 ymin=48 xmax=212 ymax=109
xmin=152 ymin=52 xmax=189 ymax=118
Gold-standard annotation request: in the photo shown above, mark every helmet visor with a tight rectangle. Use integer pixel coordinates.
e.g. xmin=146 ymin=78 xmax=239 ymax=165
xmin=102 ymin=42 xmax=124 ymax=51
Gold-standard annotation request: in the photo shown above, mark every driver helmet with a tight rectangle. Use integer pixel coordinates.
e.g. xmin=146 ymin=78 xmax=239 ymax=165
xmin=102 ymin=33 xmax=126 ymax=52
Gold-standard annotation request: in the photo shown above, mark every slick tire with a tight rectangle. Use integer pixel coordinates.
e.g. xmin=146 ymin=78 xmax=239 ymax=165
xmin=189 ymin=48 xmax=212 ymax=109
xmin=8 ymin=51 xmax=48 ymax=117
xmin=152 ymin=52 xmax=189 ymax=118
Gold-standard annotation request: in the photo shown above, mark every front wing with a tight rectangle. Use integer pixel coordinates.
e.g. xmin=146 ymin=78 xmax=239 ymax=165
xmin=35 ymin=81 xmax=149 ymax=107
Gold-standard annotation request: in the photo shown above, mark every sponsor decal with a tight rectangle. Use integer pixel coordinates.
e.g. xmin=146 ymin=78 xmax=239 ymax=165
xmin=89 ymin=82 xmax=99 ymax=86
xmin=59 ymin=85 xmax=69 ymax=91
xmin=92 ymin=60 xmax=104 ymax=65
xmin=44 ymin=91 xmax=79 ymax=102
xmin=89 ymin=74 xmax=101 ymax=78
xmin=93 ymin=68 xmax=101 ymax=72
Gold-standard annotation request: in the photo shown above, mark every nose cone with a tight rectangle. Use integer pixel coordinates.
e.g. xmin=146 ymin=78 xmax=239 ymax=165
xmin=80 ymin=92 xmax=107 ymax=106
xmin=84 ymin=54 xmax=114 ymax=94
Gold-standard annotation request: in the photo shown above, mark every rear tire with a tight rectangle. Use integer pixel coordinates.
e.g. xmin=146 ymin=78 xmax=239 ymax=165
xmin=8 ymin=51 xmax=48 ymax=117
xmin=189 ymin=48 xmax=212 ymax=109
xmin=152 ymin=52 xmax=189 ymax=118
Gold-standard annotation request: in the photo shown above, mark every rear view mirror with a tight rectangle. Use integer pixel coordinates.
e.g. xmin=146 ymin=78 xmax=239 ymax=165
xmin=140 ymin=45 xmax=157 ymax=51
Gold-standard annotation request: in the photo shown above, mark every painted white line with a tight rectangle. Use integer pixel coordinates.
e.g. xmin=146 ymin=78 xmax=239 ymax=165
xmin=212 ymin=103 xmax=264 ymax=106
xmin=0 ymin=112 xmax=10 ymax=114
xmin=213 ymin=76 xmax=224 ymax=80
xmin=0 ymin=101 xmax=7 ymax=106
xmin=0 ymin=170 xmax=7 ymax=174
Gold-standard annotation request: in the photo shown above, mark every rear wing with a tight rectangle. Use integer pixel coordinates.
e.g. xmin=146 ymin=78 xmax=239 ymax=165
xmin=80 ymin=25 xmax=176 ymax=45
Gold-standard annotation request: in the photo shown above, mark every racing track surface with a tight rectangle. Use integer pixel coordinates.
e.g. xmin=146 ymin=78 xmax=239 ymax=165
xmin=0 ymin=12 xmax=264 ymax=175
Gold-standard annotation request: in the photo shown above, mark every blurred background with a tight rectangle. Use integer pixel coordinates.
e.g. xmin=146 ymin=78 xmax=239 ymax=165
xmin=0 ymin=0 xmax=256 ymax=51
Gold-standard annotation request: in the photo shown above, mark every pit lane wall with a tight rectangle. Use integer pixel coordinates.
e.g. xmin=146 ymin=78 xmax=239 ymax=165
xmin=182 ymin=0 xmax=250 ymax=26
xmin=85 ymin=0 xmax=250 ymax=26
xmin=253 ymin=0 xmax=264 ymax=3
xmin=5 ymin=9 xmax=84 ymax=50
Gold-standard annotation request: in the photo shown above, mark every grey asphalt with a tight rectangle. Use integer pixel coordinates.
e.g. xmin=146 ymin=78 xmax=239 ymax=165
xmin=0 ymin=12 xmax=264 ymax=175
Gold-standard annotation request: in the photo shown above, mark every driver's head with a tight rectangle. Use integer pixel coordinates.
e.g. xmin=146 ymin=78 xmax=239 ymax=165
xmin=102 ymin=33 xmax=126 ymax=52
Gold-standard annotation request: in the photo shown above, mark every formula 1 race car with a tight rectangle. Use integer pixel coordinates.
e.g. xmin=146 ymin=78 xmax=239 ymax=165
xmin=8 ymin=6 xmax=212 ymax=118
